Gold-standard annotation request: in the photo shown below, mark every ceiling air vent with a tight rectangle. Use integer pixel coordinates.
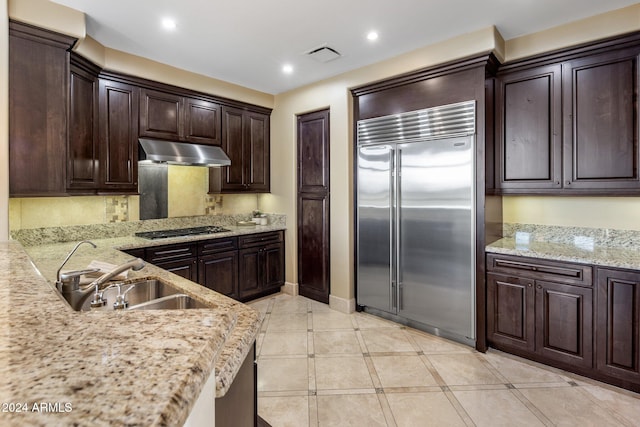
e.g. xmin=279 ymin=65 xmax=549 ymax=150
xmin=306 ymin=46 xmax=341 ymax=63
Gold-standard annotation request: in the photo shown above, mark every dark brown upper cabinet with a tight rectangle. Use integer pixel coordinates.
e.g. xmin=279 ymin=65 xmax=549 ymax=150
xmin=139 ymin=88 xmax=183 ymax=141
xmin=8 ymin=21 xmax=76 ymax=197
xmin=184 ymin=98 xmax=222 ymax=145
xmin=140 ymin=89 xmax=222 ymax=145
xmin=210 ymin=106 xmax=270 ymax=193
xmin=98 ymin=78 xmax=139 ymax=193
xmin=493 ymin=34 xmax=640 ymax=195
xmin=562 ymin=48 xmax=640 ymax=191
xmin=68 ymin=53 xmax=100 ymax=193
xmin=496 ymin=64 xmax=562 ymax=192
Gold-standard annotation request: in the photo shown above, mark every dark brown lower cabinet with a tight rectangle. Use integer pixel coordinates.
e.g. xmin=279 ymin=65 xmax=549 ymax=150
xmin=535 ymin=280 xmax=593 ymax=368
xmin=596 ymin=268 xmax=640 ymax=388
xmin=487 ymin=273 xmax=592 ymax=368
xmin=238 ymin=232 xmax=284 ymax=301
xmin=199 ymin=251 xmax=239 ymax=299
xmin=129 ymin=231 xmax=284 ymax=303
xmin=154 ymin=258 xmax=198 ymax=282
xmin=487 ymin=253 xmax=640 ymax=393
xmin=216 ymin=343 xmax=256 ymax=427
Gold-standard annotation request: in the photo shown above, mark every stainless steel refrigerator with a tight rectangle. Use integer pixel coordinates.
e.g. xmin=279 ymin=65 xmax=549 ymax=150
xmin=356 ymin=101 xmax=476 ymax=346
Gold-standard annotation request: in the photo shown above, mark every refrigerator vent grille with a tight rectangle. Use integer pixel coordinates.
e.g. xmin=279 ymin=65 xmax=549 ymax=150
xmin=357 ymin=100 xmax=475 ymax=145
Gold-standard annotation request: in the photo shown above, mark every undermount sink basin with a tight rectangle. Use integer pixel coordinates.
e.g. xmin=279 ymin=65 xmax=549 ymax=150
xmin=62 ymin=278 xmax=211 ymax=311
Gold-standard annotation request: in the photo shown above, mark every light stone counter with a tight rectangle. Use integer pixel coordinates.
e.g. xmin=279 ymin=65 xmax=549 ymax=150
xmin=0 ymin=222 xmax=274 ymax=425
xmin=486 ymin=223 xmax=640 ymax=270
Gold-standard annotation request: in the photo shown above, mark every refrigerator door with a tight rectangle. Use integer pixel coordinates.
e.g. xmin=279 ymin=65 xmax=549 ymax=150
xmin=397 ymin=136 xmax=475 ymax=340
xmin=356 ymin=144 xmax=396 ymax=314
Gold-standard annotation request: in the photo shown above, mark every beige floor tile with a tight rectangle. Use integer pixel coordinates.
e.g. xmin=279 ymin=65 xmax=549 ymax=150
xmin=454 ymin=389 xmax=545 ymax=426
xmin=386 ymin=391 xmax=466 ymax=427
xmin=259 ymin=395 xmax=309 ymax=427
xmin=317 ymin=393 xmax=387 ymax=427
xmin=371 ymin=355 xmax=438 ymax=388
xmin=355 ymin=313 xmax=402 ymax=329
xmin=360 ymin=328 xmax=415 ymax=353
xmin=313 ymin=310 xmax=356 ymax=330
xmin=267 ymin=312 xmax=309 ymax=331
xmin=314 ymin=331 xmax=362 ymax=355
xmin=272 ymin=295 xmax=310 ymax=313
xmin=582 ymin=385 xmax=640 ymax=425
xmin=428 ymin=354 xmax=503 ymax=386
xmin=258 ymin=358 xmax=308 ymax=392
xmin=315 ymin=356 xmax=375 ymax=390
xmin=408 ymin=330 xmax=474 ymax=354
xmin=247 ymin=297 xmax=272 ymax=314
xmin=520 ymin=387 xmax=625 ymax=426
xmin=482 ymin=350 xmax=568 ymax=384
xmin=260 ymin=331 xmax=308 ymax=356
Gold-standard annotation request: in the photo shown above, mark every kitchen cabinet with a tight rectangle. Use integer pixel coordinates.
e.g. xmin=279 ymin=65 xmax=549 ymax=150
xmin=98 ymin=78 xmax=139 ymax=193
xmin=238 ymin=232 xmax=284 ymax=300
xmin=139 ymin=89 xmax=222 ymax=145
xmin=130 ymin=231 xmax=284 ymax=302
xmin=210 ymin=106 xmax=270 ymax=193
xmin=495 ymin=64 xmax=562 ymax=191
xmin=596 ymin=268 xmax=640 ymax=388
xmin=493 ymin=35 xmax=640 ymax=194
xmin=144 ymin=243 xmax=198 ymax=282
xmin=487 ymin=254 xmax=593 ymax=369
xmin=68 ymin=53 xmax=100 ymax=192
xmin=215 ymin=343 xmax=256 ymax=427
xmin=8 ymin=21 xmax=76 ymax=197
xmin=198 ymin=237 xmax=239 ymax=299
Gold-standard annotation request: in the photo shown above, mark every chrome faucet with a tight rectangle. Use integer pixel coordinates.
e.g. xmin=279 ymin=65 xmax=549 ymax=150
xmin=55 ymin=240 xmax=99 ymax=293
xmin=88 ymin=258 xmax=146 ymax=308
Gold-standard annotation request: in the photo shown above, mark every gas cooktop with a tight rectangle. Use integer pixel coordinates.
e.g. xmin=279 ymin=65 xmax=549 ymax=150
xmin=135 ymin=225 xmax=230 ymax=240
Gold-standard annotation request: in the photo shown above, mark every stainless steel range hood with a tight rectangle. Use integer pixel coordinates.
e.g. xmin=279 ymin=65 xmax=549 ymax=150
xmin=138 ymin=138 xmax=231 ymax=166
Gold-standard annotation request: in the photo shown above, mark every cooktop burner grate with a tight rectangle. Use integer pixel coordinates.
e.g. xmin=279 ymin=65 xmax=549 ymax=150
xmin=135 ymin=225 xmax=230 ymax=240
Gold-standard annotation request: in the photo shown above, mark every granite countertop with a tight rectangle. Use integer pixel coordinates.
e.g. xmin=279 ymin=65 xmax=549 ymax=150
xmin=0 ymin=224 xmax=279 ymax=426
xmin=486 ymin=225 xmax=640 ymax=270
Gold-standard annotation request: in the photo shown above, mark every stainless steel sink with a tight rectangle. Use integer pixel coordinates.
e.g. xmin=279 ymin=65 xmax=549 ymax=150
xmin=62 ymin=278 xmax=210 ymax=311
xmin=128 ymin=294 xmax=209 ymax=310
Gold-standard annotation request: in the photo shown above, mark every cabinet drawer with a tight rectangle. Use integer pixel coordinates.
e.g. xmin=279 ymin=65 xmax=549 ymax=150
xmin=198 ymin=237 xmax=238 ymax=256
xmin=487 ymin=254 xmax=592 ymax=286
xmin=145 ymin=243 xmax=197 ymax=262
xmin=239 ymin=231 xmax=283 ymax=249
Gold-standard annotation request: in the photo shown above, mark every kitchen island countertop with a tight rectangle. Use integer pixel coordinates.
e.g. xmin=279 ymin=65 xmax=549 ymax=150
xmin=0 ymin=225 xmax=280 ymax=425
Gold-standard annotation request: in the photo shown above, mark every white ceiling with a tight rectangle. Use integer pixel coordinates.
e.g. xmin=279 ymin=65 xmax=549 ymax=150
xmin=52 ymin=0 xmax=639 ymax=95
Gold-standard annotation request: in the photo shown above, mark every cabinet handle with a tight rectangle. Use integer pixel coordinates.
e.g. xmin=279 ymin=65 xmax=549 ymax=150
xmin=527 ymin=283 xmax=532 ymax=287
xmin=537 ymin=284 xmax=542 ymax=289
xmin=555 ymin=181 xmax=560 ymax=185
xmin=566 ymin=181 xmax=571 ymax=185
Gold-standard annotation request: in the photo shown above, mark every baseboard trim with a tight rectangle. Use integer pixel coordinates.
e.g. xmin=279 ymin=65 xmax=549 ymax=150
xmin=329 ymin=294 xmax=356 ymax=314
xmin=281 ymin=282 xmax=298 ymax=296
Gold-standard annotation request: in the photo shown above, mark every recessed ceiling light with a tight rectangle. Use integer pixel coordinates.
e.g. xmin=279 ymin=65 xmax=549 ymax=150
xmin=282 ymin=64 xmax=293 ymax=74
xmin=162 ymin=18 xmax=177 ymax=31
xmin=367 ymin=31 xmax=379 ymax=41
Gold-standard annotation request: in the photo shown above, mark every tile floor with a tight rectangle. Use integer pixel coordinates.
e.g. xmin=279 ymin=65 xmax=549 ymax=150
xmin=248 ymin=294 xmax=640 ymax=427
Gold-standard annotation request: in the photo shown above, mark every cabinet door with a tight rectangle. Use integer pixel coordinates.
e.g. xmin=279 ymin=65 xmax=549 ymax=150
xmin=219 ymin=106 xmax=246 ymax=191
xmin=98 ymin=79 xmax=139 ymax=192
xmin=68 ymin=62 xmax=99 ymax=192
xmin=596 ymin=268 xmax=640 ymax=385
xmin=535 ymin=280 xmax=593 ymax=368
xmin=487 ymin=273 xmax=535 ymax=353
xmin=263 ymin=242 xmax=285 ymax=291
xmin=9 ymin=22 xmax=75 ymax=196
xmin=244 ymin=111 xmax=270 ymax=192
xmin=139 ymin=88 xmax=183 ymax=140
xmin=199 ymin=251 xmax=239 ymax=299
xmin=562 ymin=48 xmax=640 ymax=191
xmin=496 ymin=65 xmax=562 ymax=191
xmin=155 ymin=258 xmax=198 ymax=282
xmin=184 ymin=98 xmax=221 ymax=145
xmin=238 ymin=247 xmax=261 ymax=300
